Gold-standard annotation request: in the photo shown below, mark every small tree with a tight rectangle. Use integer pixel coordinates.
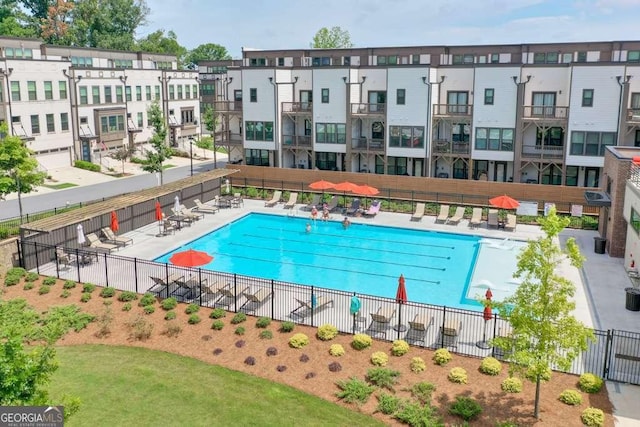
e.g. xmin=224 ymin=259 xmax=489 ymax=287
xmin=0 ymin=124 xmax=46 ymax=223
xmin=493 ymin=206 xmax=594 ymax=418
xmin=141 ymin=101 xmax=172 ymax=185
xmin=311 ymin=26 xmax=353 ymax=48
xmin=201 ymin=105 xmax=218 ymax=166
xmin=109 ymin=144 xmax=137 ymax=175
xmin=195 ymin=136 xmax=213 ymax=159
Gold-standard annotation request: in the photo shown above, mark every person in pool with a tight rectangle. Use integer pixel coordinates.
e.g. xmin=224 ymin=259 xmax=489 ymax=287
xmin=305 ymin=223 xmax=312 ymax=233
xmin=342 ymin=217 xmax=350 ymax=229
xmin=310 ymin=206 xmax=318 ymax=221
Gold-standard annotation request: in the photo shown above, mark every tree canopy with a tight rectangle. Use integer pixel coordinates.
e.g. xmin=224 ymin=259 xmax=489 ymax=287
xmin=311 ymin=26 xmax=353 ymax=49
xmin=137 ymin=29 xmax=187 ymax=66
xmin=184 ymin=43 xmax=231 ymax=68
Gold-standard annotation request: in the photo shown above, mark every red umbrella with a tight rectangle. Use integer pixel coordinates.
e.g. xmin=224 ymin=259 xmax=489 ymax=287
xmin=308 ymin=180 xmax=335 ymax=190
xmin=485 ymin=288 xmax=493 ymax=300
xmin=489 ymin=195 xmax=520 ymax=210
xmin=483 ymin=304 xmax=492 ymax=321
xmin=110 ymin=211 xmax=119 ymax=233
xmin=396 ymin=274 xmax=408 ymax=304
xmin=334 ymin=181 xmax=359 ymax=192
xmin=477 ymin=288 xmax=493 ymax=348
xmin=353 ymin=184 xmax=380 ymax=196
xmin=169 ymin=249 xmax=213 ymax=267
xmin=155 ymin=201 xmax=163 ymax=221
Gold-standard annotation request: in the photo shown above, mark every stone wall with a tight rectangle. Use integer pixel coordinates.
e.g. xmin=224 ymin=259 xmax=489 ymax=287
xmin=0 ymin=238 xmax=19 ymax=278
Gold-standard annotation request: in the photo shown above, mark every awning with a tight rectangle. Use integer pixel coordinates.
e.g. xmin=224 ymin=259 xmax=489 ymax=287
xmin=584 ymin=190 xmax=611 ymax=207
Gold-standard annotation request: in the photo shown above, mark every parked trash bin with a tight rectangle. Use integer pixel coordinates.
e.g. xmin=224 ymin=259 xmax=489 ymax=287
xmin=625 ymin=287 xmax=640 ymax=311
xmin=594 ymin=237 xmax=606 ymax=254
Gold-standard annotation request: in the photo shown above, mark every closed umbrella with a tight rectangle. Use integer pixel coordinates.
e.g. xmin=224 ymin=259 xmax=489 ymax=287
xmin=477 ymin=288 xmax=493 ymax=349
xmin=155 ymin=201 xmax=163 ymax=236
xmin=77 ymin=224 xmax=86 ymax=246
xmin=110 ymin=211 xmax=119 ymax=233
xmin=394 ymin=275 xmax=408 ymax=333
xmin=174 ymin=195 xmax=181 ymax=213
xmin=169 ymin=249 xmax=213 ymax=267
xmin=350 ymin=294 xmax=362 ymax=334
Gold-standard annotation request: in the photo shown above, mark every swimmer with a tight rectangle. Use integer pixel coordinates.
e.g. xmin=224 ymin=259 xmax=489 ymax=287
xmin=342 ymin=217 xmax=350 ymax=229
xmin=305 ymin=223 xmax=312 ymax=233
xmin=311 ymin=206 xmax=318 ymax=221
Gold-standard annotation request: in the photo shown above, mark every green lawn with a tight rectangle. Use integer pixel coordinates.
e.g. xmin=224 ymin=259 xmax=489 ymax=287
xmin=42 ymin=182 xmax=78 ymax=190
xmin=49 ymin=345 xmax=383 ymax=427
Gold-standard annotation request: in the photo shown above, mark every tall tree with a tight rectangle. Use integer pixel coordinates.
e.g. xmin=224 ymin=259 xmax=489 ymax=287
xmin=136 ymin=29 xmax=187 ymax=67
xmin=0 ymin=124 xmax=46 ymax=223
xmin=201 ymin=105 xmax=218 ymax=166
xmin=40 ymin=0 xmax=74 ymax=45
xmin=0 ymin=0 xmax=35 ymax=37
xmin=184 ymin=43 xmax=231 ymax=68
xmin=311 ymin=26 xmax=353 ymax=48
xmin=141 ymin=101 xmax=171 ymax=185
xmin=492 ymin=207 xmax=594 ymax=418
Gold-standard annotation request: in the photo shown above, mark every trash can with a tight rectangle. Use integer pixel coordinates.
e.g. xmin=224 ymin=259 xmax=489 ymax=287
xmin=594 ymin=237 xmax=606 ymax=254
xmin=625 ymin=287 xmax=640 ymax=311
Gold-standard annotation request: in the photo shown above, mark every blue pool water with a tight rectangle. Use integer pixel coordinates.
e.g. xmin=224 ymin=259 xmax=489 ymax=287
xmin=155 ymin=213 xmax=483 ymax=310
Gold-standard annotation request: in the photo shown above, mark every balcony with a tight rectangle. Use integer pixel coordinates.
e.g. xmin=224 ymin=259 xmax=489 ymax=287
xmin=432 ymin=139 xmax=470 ymax=155
xmin=521 ymin=144 xmax=564 ymax=159
xmin=350 ymin=103 xmax=386 ymax=117
xmin=432 ymin=104 xmax=473 ymax=118
xmin=283 ymin=134 xmax=312 ymax=148
xmin=127 ymin=118 xmax=142 ymax=133
xmin=627 ymin=109 xmax=640 ymax=123
xmin=216 ymin=130 xmax=243 ymax=145
xmin=282 ymin=102 xmax=312 ymax=114
xmin=522 ymin=106 xmax=569 ymax=121
xmin=213 ymin=101 xmax=242 ymax=113
xmin=351 ymin=137 xmax=385 ymax=152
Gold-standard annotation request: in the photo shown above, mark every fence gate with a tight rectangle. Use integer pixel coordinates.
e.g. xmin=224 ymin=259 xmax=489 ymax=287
xmin=605 ymin=329 xmax=640 ymax=385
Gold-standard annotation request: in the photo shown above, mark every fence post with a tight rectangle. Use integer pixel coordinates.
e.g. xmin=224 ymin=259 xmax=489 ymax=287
xmin=270 ymin=279 xmax=275 ymax=320
xmin=54 ymin=247 xmax=60 ymax=278
xmin=35 ymin=242 xmax=40 ymax=275
xmin=233 ymin=274 xmax=238 ymax=313
xmin=310 ymin=286 xmax=315 ymax=327
xmin=441 ymin=306 xmax=447 ymax=348
xmin=490 ymin=313 xmax=498 ymax=357
xmin=134 ymin=258 xmax=139 ymax=293
xmin=198 ymin=268 xmax=203 ymax=307
xmin=104 ymin=252 xmax=109 ymax=288
xmin=75 ymin=248 xmax=81 ymax=283
xmin=603 ymin=329 xmax=613 ymax=380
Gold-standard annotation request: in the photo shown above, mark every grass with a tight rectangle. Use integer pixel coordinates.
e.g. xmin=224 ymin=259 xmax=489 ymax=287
xmin=49 ymin=345 xmax=383 ymax=427
xmin=42 ymin=182 xmax=78 ymax=190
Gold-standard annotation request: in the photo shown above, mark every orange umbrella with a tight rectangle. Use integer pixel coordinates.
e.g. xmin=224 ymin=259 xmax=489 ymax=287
xmin=110 ymin=211 xmax=119 ymax=233
xmin=489 ymin=195 xmax=520 ymax=210
xmin=155 ymin=201 xmax=163 ymax=221
xmin=396 ymin=274 xmax=407 ymax=304
xmin=308 ymin=180 xmax=335 ymax=190
xmin=333 ymin=181 xmax=359 ymax=192
xmin=477 ymin=288 xmax=493 ymax=348
xmin=353 ymin=184 xmax=379 ymax=196
xmin=169 ymin=249 xmax=213 ymax=267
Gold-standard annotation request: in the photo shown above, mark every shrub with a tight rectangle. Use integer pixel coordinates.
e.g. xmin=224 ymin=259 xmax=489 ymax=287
xmin=163 ymin=321 xmax=182 ymax=337
xmin=579 ymin=373 xmax=604 ymax=393
xmin=448 ymin=367 xmax=468 ymax=384
xmin=496 ymin=422 xmax=519 ymax=427
xmin=525 ymin=366 xmax=551 ymax=383
xmin=209 ymin=308 xmax=226 ymax=319
xmin=235 ymin=340 xmax=246 ymax=348
xmin=139 ymin=293 xmax=156 ymax=307
xmin=160 ymin=297 xmax=178 ymax=311
xmin=410 ymin=357 xmax=426 ymax=373
xmin=127 ymin=315 xmax=153 ymax=341
xmin=244 ymin=356 xmax=256 ymax=366
xmin=38 ymin=285 xmax=51 ymax=295
xmin=231 ymin=312 xmax=247 ymax=324
xmin=299 ymin=354 xmax=310 ymax=363
xmin=329 ymin=344 xmax=345 ymax=356
xmin=42 ymin=276 xmax=57 ymax=286
xmin=371 ymin=351 xmax=389 ymax=367
xmin=7 ymin=267 xmax=26 ymax=276
xmin=408 ymin=381 xmax=436 ymax=405
xmin=256 ymin=316 xmax=271 ymax=328
xmin=118 ymin=291 xmax=138 ymax=302
xmin=80 ymin=292 xmax=91 ymax=303
xmin=164 ymin=310 xmax=176 ymax=320
xmin=211 ymin=320 xmax=224 ymax=330
xmin=82 ymin=283 xmax=96 ymax=293
xmin=42 ymin=305 xmax=95 ymax=332
xmin=276 ymin=365 xmax=287 ymax=372
xmin=335 ymin=377 xmax=375 ymax=404
xmin=449 ymin=396 xmax=482 ymax=421
xmin=95 ymin=304 xmax=113 ymax=338
xmin=25 ymin=272 xmax=39 ymax=282
xmin=559 ymin=389 xmax=583 ymax=406
xmin=501 ymin=377 xmax=523 ymax=393
xmin=266 ymin=347 xmax=278 ymax=356
xmin=317 ymin=323 xmax=339 ymax=341
xmin=581 ymin=407 xmax=605 ymax=427
xmin=187 ymin=314 xmax=201 ymax=324
xmin=352 ymin=333 xmax=373 ymax=350
xmin=143 ymin=305 xmax=155 ymax=315
xmin=185 ymin=303 xmax=199 ymax=314
xmin=280 ymin=321 xmax=295 ymax=332
xmin=391 ymin=339 xmax=410 ymax=356
xmin=366 ymin=368 xmax=401 ymax=391
xmin=122 ymin=302 xmax=132 ymax=311
xmin=235 ymin=326 xmax=245 ymax=335
xmin=74 ymin=159 xmax=101 ymax=172
xmin=259 ymin=330 xmax=273 ymax=340
xmin=3 ymin=273 xmax=21 ymax=286
xmin=61 ymin=290 xmax=71 ymax=298
xmin=23 ymin=282 xmax=34 ymax=291
xmin=433 ymin=348 xmax=452 ymax=365
xmin=394 ymin=400 xmax=442 ymax=427
xmin=328 ymin=362 xmax=342 ymax=372
xmin=480 ymin=356 xmax=502 ymax=375
xmin=289 ymin=333 xmax=310 ymax=348
xmin=63 ymin=280 xmax=77 ymax=289
xmin=99 ymin=287 xmax=116 ymax=298
xmin=377 ymin=393 xmax=401 ymax=415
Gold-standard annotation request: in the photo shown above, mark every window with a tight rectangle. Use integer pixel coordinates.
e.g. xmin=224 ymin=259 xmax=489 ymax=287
xmin=577 ymin=51 xmax=587 ymax=62
xmin=384 ymin=157 xmax=408 ymax=175
xmin=137 ymin=112 xmax=143 ymax=128
xmin=389 ymin=126 xmax=424 ymax=148
xmin=541 ymin=164 xmax=563 ymax=185
xmin=490 ymin=53 xmax=500 ymax=63
xmin=315 ymin=152 xmax=337 ymax=170
xmin=412 ymin=54 xmax=421 ymax=64
xmin=185 ymin=85 xmax=190 ymax=99
xmin=27 ymin=81 xmax=36 ymax=100
xmin=113 ymin=59 xmax=133 ymax=69
xmin=632 ymin=208 xmax=640 ymax=235
xmin=315 ymin=123 xmax=346 ymax=144
xmin=192 ymin=84 xmax=198 ymax=98
xmin=116 ymin=86 xmax=123 ymax=103
xmin=60 ymin=113 xmax=69 ymax=131
xmin=201 ymin=84 xmax=214 ymax=96
xmin=484 ymin=88 xmax=494 ymax=105
xmin=570 ymin=131 xmax=616 ymax=155
xmin=244 ymin=121 xmax=274 ymax=141
xmin=46 ymin=114 xmax=54 ymax=132
xmin=79 ymin=86 xmax=87 ymax=104
xmin=250 ymin=88 xmax=257 ymax=103
xmin=104 ymin=86 xmax=112 ymax=103
xmin=5 ymin=47 xmax=32 ymax=59
xmin=234 ymin=90 xmax=242 ymax=101
xmin=474 ymin=128 xmax=514 ymax=151
xmin=177 ymin=85 xmax=182 ymax=100
xmin=79 ymin=116 xmax=88 ymax=125
xmin=536 ymin=127 xmax=564 ymax=147
xmin=452 ymin=54 xmax=474 ymax=65
xmin=59 ymin=81 xmax=67 ymax=99
xmin=136 ymin=86 xmax=142 ymax=101
xmin=71 ymin=56 xmax=93 ymax=67
xmin=125 ymin=86 xmax=132 ymax=102
xmin=10 ymin=81 xmax=19 ymax=101
xmin=44 ymin=81 xmax=53 ymax=100
xmin=167 ymin=85 xmax=174 ymax=100
xmin=321 ymin=88 xmax=329 ymax=103
xmin=244 ymin=149 xmax=269 ymax=166
xmin=312 ymin=57 xmax=330 ymax=66
xmin=565 ymin=166 xmax=579 ymax=186
xmin=447 ymin=91 xmax=469 ymax=114
xmin=30 ymin=115 xmax=39 ymax=134
xmin=92 ymin=86 xmax=100 ymax=104
xmin=343 ymin=56 xmax=351 ymax=65
xmin=533 ymin=52 xmax=559 ymax=64
xmin=145 ymin=86 xmax=151 ymax=101
xmin=582 ymin=89 xmax=594 ymax=107
xmin=278 ymin=57 xmax=285 ymax=66
xmin=628 ymin=51 xmax=640 ymax=62
xmin=249 ymin=58 xmax=267 ymax=67
xmin=99 ymin=114 xmax=125 ymax=134
xmin=181 ymin=108 xmax=194 ymax=124
xmin=396 ymin=89 xmax=405 ymax=105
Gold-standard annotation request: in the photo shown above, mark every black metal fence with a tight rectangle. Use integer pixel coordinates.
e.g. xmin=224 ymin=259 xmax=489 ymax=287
xmin=19 ymin=239 xmax=640 ymax=385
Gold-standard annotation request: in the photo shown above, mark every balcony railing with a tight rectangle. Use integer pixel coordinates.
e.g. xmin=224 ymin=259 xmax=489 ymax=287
xmin=627 ymin=108 xmax=640 ymax=123
xmin=521 ymin=144 xmax=564 ymax=158
xmin=350 ymin=103 xmax=386 ymax=115
xmin=282 ymin=102 xmax=313 ymax=113
xmin=432 ymin=104 xmax=473 ymax=117
xmin=216 ymin=130 xmax=243 ymax=144
xmin=351 ymin=137 xmax=385 ymax=151
xmin=282 ymin=135 xmax=312 ymax=147
xmin=213 ymin=101 xmax=242 ymax=113
xmin=523 ymin=106 xmax=569 ymax=119
xmin=432 ymin=139 xmax=470 ymax=155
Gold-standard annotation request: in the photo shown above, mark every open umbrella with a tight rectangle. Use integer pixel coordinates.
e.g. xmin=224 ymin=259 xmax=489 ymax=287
xmin=309 ymin=180 xmax=335 ymax=190
xmin=353 ymin=185 xmax=380 ymax=209
xmin=477 ymin=288 xmax=493 ymax=349
xmin=77 ymin=224 xmax=86 ymax=246
xmin=334 ymin=181 xmax=359 ymax=192
xmin=110 ymin=211 xmax=119 ymax=233
xmin=169 ymin=249 xmax=213 ymax=267
xmin=489 ymin=195 xmax=520 ymax=210
xmin=350 ymin=294 xmax=362 ymax=334
xmin=394 ymin=275 xmax=408 ymax=333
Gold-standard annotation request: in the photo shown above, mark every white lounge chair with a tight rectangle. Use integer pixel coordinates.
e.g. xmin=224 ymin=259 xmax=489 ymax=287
xmin=290 ymin=295 xmax=334 ymax=320
xmin=193 ymin=199 xmax=219 ymax=214
xmin=85 ymin=232 xmax=119 ymax=253
xmin=411 ymin=203 xmax=425 ymax=221
xmin=239 ymin=288 xmax=272 ymax=312
xmin=101 ymin=227 xmax=133 ymax=247
xmin=469 ymin=208 xmax=483 ymax=229
xmin=447 ymin=206 xmax=465 ymax=225
xmin=505 ymin=214 xmax=517 ymax=231
xmin=283 ymin=192 xmax=298 ymax=209
xmin=265 ymin=190 xmax=282 ymax=207
xmin=487 ymin=209 xmax=499 ymax=228
xmin=435 ymin=204 xmax=450 ymax=223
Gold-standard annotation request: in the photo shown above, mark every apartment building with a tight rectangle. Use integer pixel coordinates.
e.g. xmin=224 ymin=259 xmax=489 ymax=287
xmin=0 ymin=37 xmax=200 ymax=170
xmin=202 ymin=40 xmax=640 ymax=188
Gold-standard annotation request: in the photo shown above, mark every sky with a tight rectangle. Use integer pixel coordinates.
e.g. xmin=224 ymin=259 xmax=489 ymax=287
xmin=141 ymin=0 xmax=640 ymax=58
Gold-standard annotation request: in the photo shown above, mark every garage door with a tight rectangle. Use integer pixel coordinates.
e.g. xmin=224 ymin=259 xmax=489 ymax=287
xmin=36 ymin=149 xmax=72 ymax=170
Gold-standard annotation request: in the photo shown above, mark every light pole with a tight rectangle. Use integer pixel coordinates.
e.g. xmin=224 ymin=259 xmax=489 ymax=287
xmin=189 ymin=137 xmax=194 ymax=176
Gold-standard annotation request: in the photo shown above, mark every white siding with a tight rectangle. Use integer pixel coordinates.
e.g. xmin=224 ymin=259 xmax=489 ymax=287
xmin=586 ymin=51 xmax=601 ymax=62
xmin=293 ymin=69 xmax=312 ymax=101
xmin=521 ymin=67 xmax=571 ymax=106
xmin=387 ymin=67 xmax=428 ymax=158
xmin=438 ymin=68 xmax=474 ymax=103
xmin=313 ymin=68 xmax=348 ymax=124
xmin=242 ymin=68 xmax=276 ymax=150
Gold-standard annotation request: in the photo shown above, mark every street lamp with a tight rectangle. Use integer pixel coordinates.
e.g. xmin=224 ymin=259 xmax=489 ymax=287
xmin=189 ymin=137 xmax=194 ymax=176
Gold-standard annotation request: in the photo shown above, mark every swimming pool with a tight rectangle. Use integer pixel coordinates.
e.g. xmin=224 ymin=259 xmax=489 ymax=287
xmin=155 ymin=213 xmax=497 ymax=310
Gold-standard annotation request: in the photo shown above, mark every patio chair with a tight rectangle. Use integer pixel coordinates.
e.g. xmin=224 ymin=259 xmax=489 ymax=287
xmin=469 ymin=207 xmax=483 ymax=229
xmin=232 ymin=193 xmax=244 ymax=208
xmin=494 ymin=324 xmax=515 ymax=358
xmin=325 ymin=196 xmax=339 ymax=212
xmin=362 ymin=200 xmax=380 ymax=217
xmin=163 ymin=219 xmax=176 ymax=235
xmin=446 ymin=206 xmax=465 ymax=225
xmin=101 ymin=227 xmax=133 ymax=247
xmin=55 ymin=246 xmax=73 ymax=270
xmin=404 ymin=313 xmax=434 ymax=347
xmin=505 ymin=214 xmax=517 ymax=231
xmin=411 ymin=203 xmax=425 ymax=222
xmin=437 ymin=318 xmax=463 ymax=349
xmin=200 ymin=281 xmax=229 ymax=306
xmin=487 ymin=209 xmax=499 ymax=228
xmin=304 ymin=194 xmax=321 ymax=211
xmin=192 ymin=199 xmax=219 ymax=214
xmin=435 ymin=204 xmax=450 ymax=223
xmin=215 ymin=285 xmax=250 ymax=309
xmin=283 ymin=192 xmax=298 ymax=209
xmin=239 ymin=288 xmax=272 ymax=312
xmin=346 ymin=198 xmax=361 ymax=216
xmin=173 ymin=275 xmax=209 ymax=300
xmin=170 ymin=208 xmax=195 ymax=226
xmin=290 ymin=295 xmax=334 ymax=320
xmin=149 ymin=272 xmax=185 ymax=297
xmin=365 ymin=306 xmax=396 ymax=339
xmin=265 ymin=190 xmax=282 ymax=207
xmin=180 ymin=204 xmax=204 ymax=221
xmin=85 ymin=233 xmax=119 ymax=253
